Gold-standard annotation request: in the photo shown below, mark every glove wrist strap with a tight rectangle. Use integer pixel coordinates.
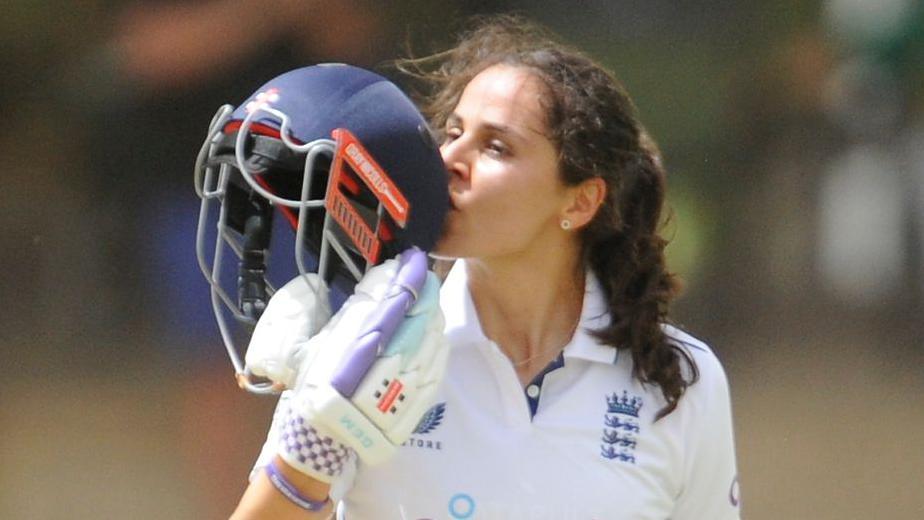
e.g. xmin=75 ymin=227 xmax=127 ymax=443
xmin=264 ymin=459 xmax=331 ymax=512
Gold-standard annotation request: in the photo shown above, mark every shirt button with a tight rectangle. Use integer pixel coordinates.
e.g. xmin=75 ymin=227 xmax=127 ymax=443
xmin=526 ymin=384 xmax=540 ymax=398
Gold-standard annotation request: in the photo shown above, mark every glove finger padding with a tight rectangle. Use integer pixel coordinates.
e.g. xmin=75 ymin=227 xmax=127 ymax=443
xmin=284 ymin=249 xmax=449 ymax=467
xmin=245 ymin=274 xmax=332 ymax=389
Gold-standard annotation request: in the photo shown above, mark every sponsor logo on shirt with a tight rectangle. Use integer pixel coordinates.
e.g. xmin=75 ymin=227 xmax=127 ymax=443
xmin=729 ymin=475 xmax=740 ymax=507
xmin=403 ymin=402 xmax=445 ymax=451
xmin=413 ymin=492 xmax=596 ymax=519
xmin=448 ymin=493 xmax=476 ymax=519
xmin=601 ymin=390 xmax=642 ymax=463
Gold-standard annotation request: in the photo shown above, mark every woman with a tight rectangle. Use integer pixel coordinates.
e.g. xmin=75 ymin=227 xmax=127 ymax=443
xmin=234 ymin=15 xmax=739 ymax=519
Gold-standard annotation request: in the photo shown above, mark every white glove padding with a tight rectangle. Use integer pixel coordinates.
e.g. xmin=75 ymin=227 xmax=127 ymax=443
xmin=278 ymin=248 xmax=449 ymax=475
xmin=245 ymin=274 xmax=332 ymax=389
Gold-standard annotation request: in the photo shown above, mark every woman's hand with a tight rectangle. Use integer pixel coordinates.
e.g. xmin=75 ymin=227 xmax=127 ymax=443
xmin=278 ymin=248 xmax=449 ymax=471
xmin=232 ymin=248 xmax=449 ymax=516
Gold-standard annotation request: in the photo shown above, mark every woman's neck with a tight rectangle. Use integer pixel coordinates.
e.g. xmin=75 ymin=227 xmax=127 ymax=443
xmin=465 ymin=246 xmax=585 ymax=386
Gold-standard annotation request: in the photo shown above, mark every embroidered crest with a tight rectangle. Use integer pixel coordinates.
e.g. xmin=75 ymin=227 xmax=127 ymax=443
xmin=601 ymin=390 xmax=642 ymax=463
xmin=245 ymin=88 xmax=280 ymax=113
xmin=413 ymin=402 xmax=446 ymax=434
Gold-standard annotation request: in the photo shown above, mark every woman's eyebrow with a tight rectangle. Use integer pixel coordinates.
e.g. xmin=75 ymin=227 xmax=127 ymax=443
xmin=486 ymin=120 xmax=547 ymax=143
xmin=482 ymin=121 xmax=517 ymax=136
xmin=448 ymin=113 xmax=528 ymax=141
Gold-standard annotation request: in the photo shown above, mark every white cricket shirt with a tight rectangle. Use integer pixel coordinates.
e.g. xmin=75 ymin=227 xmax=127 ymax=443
xmin=254 ymin=260 xmax=741 ymax=519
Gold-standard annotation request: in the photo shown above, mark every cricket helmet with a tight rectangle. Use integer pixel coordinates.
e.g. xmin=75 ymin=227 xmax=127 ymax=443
xmin=193 ymin=64 xmax=449 ymax=392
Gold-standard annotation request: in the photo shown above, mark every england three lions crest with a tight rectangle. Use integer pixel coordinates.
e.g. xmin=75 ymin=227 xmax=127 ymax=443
xmin=601 ymin=390 xmax=642 ymax=464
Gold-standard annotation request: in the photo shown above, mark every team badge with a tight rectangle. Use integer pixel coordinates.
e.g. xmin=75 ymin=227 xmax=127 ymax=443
xmin=244 ymin=88 xmax=280 ymax=113
xmin=403 ymin=402 xmax=446 ymax=451
xmin=601 ymin=390 xmax=642 ymax=463
xmin=414 ymin=402 xmax=446 ymax=434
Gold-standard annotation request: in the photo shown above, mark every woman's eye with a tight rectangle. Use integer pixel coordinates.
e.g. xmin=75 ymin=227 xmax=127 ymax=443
xmin=486 ymin=140 xmax=508 ymax=156
xmin=444 ymin=127 xmax=462 ymax=143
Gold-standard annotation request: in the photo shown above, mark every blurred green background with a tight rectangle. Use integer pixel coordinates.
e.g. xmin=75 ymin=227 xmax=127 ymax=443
xmin=1 ymin=0 xmax=923 ymax=518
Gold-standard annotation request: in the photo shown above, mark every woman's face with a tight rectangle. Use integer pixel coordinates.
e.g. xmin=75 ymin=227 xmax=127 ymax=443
xmin=434 ymin=65 xmax=571 ymax=260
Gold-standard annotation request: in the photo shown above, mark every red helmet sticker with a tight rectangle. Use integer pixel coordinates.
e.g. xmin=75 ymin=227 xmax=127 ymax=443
xmin=332 ymin=128 xmax=410 ymax=227
xmin=326 ymin=183 xmax=382 ymax=264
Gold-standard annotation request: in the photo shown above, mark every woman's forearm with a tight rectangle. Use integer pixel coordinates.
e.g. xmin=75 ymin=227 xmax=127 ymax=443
xmin=230 ymin=456 xmax=333 ymax=520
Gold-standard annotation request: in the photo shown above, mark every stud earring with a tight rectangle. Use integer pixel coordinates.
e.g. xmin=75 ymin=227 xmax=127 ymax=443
xmin=560 ymin=219 xmax=572 ymax=230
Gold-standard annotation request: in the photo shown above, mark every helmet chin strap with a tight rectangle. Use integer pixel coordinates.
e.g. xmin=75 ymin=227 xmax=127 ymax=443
xmin=239 ymin=210 xmax=272 ymax=321
xmin=232 ymin=103 xmax=338 ymax=299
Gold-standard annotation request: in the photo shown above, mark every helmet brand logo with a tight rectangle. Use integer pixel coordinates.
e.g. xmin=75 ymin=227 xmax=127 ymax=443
xmin=325 ymin=129 xmax=413 ymax=265
xmin=333 ymin=129 xmax=410 ymax=227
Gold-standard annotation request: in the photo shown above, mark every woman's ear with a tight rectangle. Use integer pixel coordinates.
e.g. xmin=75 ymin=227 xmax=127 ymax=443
xmin=561 ymin=177 xmax=606 ymax=230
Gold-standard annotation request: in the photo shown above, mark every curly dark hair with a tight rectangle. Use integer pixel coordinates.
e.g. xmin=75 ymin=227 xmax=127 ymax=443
xmin=400 ymin=15 xmax=697 ymax=419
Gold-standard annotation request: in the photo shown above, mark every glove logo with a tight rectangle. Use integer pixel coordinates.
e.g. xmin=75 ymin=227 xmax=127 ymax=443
xmin=339 ymin=415 xmax=375 ymax=449
xmin=376 ymin=378 xmax=405 ymax=413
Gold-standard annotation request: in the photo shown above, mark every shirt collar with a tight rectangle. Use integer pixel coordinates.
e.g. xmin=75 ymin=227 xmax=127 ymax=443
xmin=440 ymin=260 xmax=618 ymax=365
xmin=440 ymin=260 xmax=490 ymax=348
xmin=563 ymin=269 xmax=618 ymax=364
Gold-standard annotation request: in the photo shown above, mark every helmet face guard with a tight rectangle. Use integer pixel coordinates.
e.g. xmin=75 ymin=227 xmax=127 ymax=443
xmin=193 ymin=65 xmax=449 ymax=393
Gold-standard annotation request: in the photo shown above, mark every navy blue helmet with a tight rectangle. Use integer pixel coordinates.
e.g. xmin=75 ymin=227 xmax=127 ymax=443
xmin=194 ymin=64 xmax=449 ymax=392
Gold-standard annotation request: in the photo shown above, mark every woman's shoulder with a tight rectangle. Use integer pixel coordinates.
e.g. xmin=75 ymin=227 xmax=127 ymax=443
xmin=660 ymin=323 xmax=731 ymax=399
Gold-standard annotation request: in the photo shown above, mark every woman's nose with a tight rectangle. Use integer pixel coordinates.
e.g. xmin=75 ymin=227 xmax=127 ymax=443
xmin=440 ymin=140 xmax=470 ymax=182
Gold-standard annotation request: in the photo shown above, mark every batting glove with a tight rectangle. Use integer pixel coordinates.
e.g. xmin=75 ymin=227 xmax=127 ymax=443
xmin=245 ymin=273 xmax=332 ymax=390
xmin=256 ymin=249 xmax=448 ymax=482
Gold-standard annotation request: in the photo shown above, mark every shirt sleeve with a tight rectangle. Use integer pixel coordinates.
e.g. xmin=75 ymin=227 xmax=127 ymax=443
xmin=671 ymin=351 xmax=741 ymax=520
